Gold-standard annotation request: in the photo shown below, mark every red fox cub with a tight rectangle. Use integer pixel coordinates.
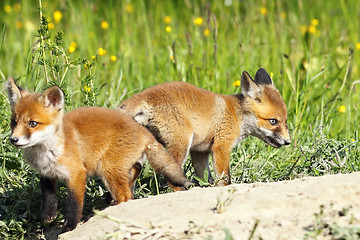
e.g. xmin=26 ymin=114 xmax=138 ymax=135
xmin=7 ymin=78 xmax=191 ymax=233
xmin=119 ymin=68 xmax=291 ymax=186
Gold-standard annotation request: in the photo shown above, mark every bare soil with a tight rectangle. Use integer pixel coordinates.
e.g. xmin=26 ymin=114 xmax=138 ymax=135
xmin=55 ymin=172 xmax=360 ymax=240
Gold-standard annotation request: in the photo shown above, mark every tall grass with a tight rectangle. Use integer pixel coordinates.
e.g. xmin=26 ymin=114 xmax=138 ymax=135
xmin=0 ymin=0 xmax=359 ymax=238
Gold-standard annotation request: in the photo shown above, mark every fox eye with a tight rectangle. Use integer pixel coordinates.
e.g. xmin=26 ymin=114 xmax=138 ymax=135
xmin=11 ymin=118 xmax=17 ymax=127
xmin=269 ymin=119 xmax=278 ymax=126
xmin=29 ymin=121 xmax=38 ymax=128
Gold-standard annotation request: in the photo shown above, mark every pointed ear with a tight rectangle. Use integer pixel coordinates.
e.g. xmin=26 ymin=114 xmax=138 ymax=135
xmin=40 ymin=86 xmax=64 ymax=112
xmin=254 ymin=68 xmax=273 ymax=85
xmin=7 ymin=78 xmax=29 ymax=111
xmin=241 ymin=71 xmax=261 ymax=99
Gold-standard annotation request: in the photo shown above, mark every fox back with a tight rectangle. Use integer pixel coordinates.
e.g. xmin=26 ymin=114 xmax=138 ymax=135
xmin=7 ymin=78 xmax=190 ymax=233
xmin=118 ymin=68 xmax=290 ymax=185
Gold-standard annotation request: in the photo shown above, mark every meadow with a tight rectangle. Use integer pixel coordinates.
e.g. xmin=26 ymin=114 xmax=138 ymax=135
xmin=0 ymin=0 xmax=359 ymax=238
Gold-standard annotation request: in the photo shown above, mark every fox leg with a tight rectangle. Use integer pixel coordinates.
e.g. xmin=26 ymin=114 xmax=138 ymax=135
xmin=128 ymin=162 xmax=142 ymax=192
xmin=101 ymin=165 xmax=133 ymax=204
xmin=40 ymin=176 xmax=58 ymax=223
xmin=211 ymin=143 xmax=231 ymax=186
xmin=61 ymin=170 xmax=87 ymax=233
xmin=190 ymin=151 xmax=213 ymax=183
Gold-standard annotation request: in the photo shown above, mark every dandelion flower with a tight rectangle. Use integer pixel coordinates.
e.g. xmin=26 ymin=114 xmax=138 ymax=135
xmin=101 ymin=21 xmax=109 ymax=30
xmin=311 ymin=18 xmax=319 ymax=26
xmin=280 ymin=11 xmax=286 ymax=19
xmin=68 ymin=46 xmax=75 ymax=53
xmin=53 ymin=11 xmax=62 ymax=23
xmin=169 ymin=55 xmax=174 ymax=61
xmin=163 ymin=16 xmax=171 ymax=24
xmin=203 ymin=28 xmax=210 ymax=37
xmin=15 ymin=21 xmax=23 ymax=30
xmin=233 ymin=80 xmax=241 ymax=87
xmin=260 ymin=7 xmax=267 ymax=16
xmin=92 ymin=55 xmax=96 ymax=60
xmin=165 ymin=26 xmax=172 ymax=33
xmin=355 ymin=43 xmax=360 ymax=50
xmin=98 ymin=47 xmax=106 ymax=56
xmin=270 ymin=72 xmax=274 ymax=78
xmin=338 ymin=105 xmax=346 ymax=113
xmin=110 ymin=55 xmax=117 ymax=62
xmin=83 ymin=86 xmax=91 ymax=93
xmin=193 ymin=17 xmax=203 ymax=26
xmin=13 ymin=3 xmax=21 ymax=12
xmin=308 ymin=25 xmax=317 ymax=34
xmin=351 ymin=138 xmax=355 ymax=142
xmin=125 ymin=4 xmax=133 ymax=13
xmin=48 ymin=22 xmax=55 ymax=30
xmin=4 ymin=5 xmax=12 ymax=13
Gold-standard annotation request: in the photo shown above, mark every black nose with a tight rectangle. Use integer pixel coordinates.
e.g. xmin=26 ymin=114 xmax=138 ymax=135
xmin=284 ymin=139 xmax=291 ymax=145
xmin=9 ymin=137 xmax=19 ymax=144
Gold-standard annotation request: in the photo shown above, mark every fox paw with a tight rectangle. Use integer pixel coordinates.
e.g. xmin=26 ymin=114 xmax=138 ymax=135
xmin=42 ymin=209 xmax=57 ymax=224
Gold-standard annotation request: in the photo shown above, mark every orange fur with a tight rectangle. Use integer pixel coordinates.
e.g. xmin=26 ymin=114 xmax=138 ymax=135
xmin=118 ymin=68 xmax=291 ymax=187
xmin=7 ymin=79 xmax=191 ymax=233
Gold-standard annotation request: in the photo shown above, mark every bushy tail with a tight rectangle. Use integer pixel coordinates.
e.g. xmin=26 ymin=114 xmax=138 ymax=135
xmin=145 ymin=142 xmax=192 ymax=188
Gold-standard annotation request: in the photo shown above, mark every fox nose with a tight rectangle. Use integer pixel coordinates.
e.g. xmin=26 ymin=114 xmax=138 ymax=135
xmin=9 ymin=137 xmax=19 ymax=144
xmin=284 ymin=139 xmax=291 ymax=145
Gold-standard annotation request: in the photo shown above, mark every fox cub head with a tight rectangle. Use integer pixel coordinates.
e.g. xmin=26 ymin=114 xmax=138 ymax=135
xmin=241 ymin=68 xmax=291 ymax=148
xmin=7 ymin=78 xmax=64 ymax=149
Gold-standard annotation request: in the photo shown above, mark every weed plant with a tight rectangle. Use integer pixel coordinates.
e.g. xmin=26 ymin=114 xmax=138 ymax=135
xmin=0 ymin=0 xmax=359 ymax=238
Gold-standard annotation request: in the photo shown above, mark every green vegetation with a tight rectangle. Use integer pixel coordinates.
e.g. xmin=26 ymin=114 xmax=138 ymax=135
xmin=0 ymin=0 xmax=359 ymax=238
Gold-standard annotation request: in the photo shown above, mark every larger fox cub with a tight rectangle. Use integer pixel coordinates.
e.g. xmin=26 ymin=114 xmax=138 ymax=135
xmin=7 ymin=78 xmax=191 ymax=233
xmin=119 ymin=68 xmax=291 ymax=186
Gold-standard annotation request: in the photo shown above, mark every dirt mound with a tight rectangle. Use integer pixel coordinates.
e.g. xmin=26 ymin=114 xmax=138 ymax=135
xmin=58 ymin=172 xmax=360 ymax=240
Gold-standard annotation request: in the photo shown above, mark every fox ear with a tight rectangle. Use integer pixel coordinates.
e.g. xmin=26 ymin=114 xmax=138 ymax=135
xmin=241 ymin=71 xmax=261 ymax=99
xmin=254 ymin=68 xmax=273 ymax=85
xmin=40 ymin=86 xmax=64 ymax=112
xmin=7 ymin=78 xmax=29 ymax=111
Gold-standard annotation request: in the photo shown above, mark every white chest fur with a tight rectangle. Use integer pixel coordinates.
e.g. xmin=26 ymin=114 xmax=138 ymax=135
xmin=23 ymin=140 xmax=69 ymax=180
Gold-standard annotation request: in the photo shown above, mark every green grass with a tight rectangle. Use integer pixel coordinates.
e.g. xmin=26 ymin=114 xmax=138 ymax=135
xmin=0 ymin=0 xmax=359 ymax=238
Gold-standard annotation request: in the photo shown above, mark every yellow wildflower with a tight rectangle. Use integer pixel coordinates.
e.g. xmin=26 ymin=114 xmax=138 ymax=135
xmin=101 ymin=21 xmax=109 ymax=30
xmin=92 ymin=55 xmax=96 ymax=60
xmin=351 ymin=138 xmax=355 ymax=142
xmin=311 ymin=18 xmax=319 ymax=26
xmin=270 ymin=72 xmax=274 ymax=78
xmin=4 ymin=5 xmax=12 ymax=13
xmin=110 ymin=55 xmax=117 ymax=62
xmin=48 ymin=22 xmax=55 ymax=30
xmin=98 ymin=47 xmax=106 ymax=56
xmin=165 ymin=26 xmax=172 ymax=33
xmin=355 ymin=43 xmax=360 ymax=50
xmin=83 ymin=86 xmax=91 ymax=93
xmin=53 ymin=11 xmax=62 ymax=23
xmin=193 ymin=17 xmax=203 ymax=26
xmin=233 ymin=80 xmax=241 ymax=87
xmin=203 ymin=28 xmax=210 ymax=37
xmin=15 ymin=21 xmax=23 ymax=30
xmin=13 ymin=3 xmax=21 ymax=12
xmin=308 ymin=25 xmax=317 ymax=34
xmin=260 ymin=7 xmax=267 ymax=16
xmin=68 ymin=46 xmax=75 ymax=53
xmin=338 ymin=105 xmax=346 ymax=113
xmin=163 ymin=16 xmax=171 ymax=24
xmin=169 ymin=55 xmax=174 ymax=61
xmin=70 ymin=41 xmax=77 ymax=48
xmin=125 ymin=4 xmax=133 ymax=13
xmin=280 ymin=11 xmax=286 ymax=19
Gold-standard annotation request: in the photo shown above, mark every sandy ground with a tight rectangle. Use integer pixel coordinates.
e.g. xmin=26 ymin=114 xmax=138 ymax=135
xmin=55 ymin=172 xmax=360 ymax=240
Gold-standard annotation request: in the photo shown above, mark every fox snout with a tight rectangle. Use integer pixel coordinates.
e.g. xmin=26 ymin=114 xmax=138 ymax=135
xmin=9 ymin=136 xmax=19 ymax=145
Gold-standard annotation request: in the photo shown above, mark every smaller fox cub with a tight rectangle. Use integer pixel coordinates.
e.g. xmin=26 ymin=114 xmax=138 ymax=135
xmin=119 ymin=68 xmax=291 ymax=186
xmin=7 ymin=79 xmax=191 ymax=233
